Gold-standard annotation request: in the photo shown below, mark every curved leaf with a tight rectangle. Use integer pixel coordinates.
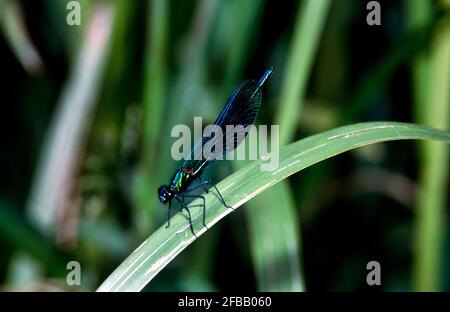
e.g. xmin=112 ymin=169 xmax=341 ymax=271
xmin=97 ymin=122 xmax=450 ymax=292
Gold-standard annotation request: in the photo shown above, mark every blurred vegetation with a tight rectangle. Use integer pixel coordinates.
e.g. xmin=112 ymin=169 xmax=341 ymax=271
xmin=0 ymin=0 xmax=448 ymax=291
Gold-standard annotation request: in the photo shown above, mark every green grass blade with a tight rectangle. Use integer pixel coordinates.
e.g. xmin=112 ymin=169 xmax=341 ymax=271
xmin=246 ymin=181 xmax=304 ymax=291
xmin=275 ymin=0 xmax=332 ymax=145
xmin=242 ymin=0 xmax=331 ymax=292
xmin=142 ymin=0 xmax=168 ymax=166
xmin=413 ymin=9 xmax=450 ymax=291
xmin=222 ymin=0 xmax=263 ymax=90
xmin=405 ymin=0 xmax=432 ymax=123
xmin=133 ymin=0 xmax=169 ymax=234
xmin=97 ymin=122 xmax=450 ymax=292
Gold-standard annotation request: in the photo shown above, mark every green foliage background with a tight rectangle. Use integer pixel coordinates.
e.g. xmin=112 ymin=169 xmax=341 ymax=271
xmin=0 ymin=0 xmax=448 ymax=291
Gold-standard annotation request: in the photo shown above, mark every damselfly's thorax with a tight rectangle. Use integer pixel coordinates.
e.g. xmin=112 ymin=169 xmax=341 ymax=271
xmin=170 ymin=167 xmax=199 ymax=192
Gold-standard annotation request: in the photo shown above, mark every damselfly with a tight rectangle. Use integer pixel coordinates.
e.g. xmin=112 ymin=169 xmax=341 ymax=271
xmin=158 ymin=66 xmax=274 ymax=235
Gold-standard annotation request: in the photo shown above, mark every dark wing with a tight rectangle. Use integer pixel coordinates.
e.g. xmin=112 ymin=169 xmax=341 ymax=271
xmin=183 ymin=79 xmax=262 ymax=174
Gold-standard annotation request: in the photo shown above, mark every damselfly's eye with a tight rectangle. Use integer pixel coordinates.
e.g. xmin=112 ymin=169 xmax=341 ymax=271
xmin=158 ymin=185 xmax=171 ymax=204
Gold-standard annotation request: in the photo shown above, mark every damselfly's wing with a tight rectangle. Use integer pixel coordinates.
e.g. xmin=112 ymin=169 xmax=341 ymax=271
xmin=183 ymin=79 xmax=262 ymax=174
xmin=181 ymin=67 xmax=274 ymax=174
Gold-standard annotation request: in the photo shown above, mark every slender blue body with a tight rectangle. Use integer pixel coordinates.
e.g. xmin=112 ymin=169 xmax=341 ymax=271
xmin=157 ymin=67 xmax=274 ymax=233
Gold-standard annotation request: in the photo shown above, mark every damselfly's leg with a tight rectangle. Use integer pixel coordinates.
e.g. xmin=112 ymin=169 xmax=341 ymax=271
xmin=211 ymin=183 xmax=233 ymax=210
xmin=183 ymin=194 xmax=207 ymax=228
xmin=165 ymin=200 xmax=172 ymax=228
xmin=198 ymin=176 xmax=210 ymax=194
xmin=193 ymin=178 xmax=233 ymax=210
xmin=185 ymin=178 xmax=233 ymax=211
xmin=175 ymin=197 xmax=196 ymax=237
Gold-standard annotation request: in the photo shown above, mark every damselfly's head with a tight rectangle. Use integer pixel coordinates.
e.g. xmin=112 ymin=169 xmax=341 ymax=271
xmin=158 ymin=185 xmax=175 ymax=204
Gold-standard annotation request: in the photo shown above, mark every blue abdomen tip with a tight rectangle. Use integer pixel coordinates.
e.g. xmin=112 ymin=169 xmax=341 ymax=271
xmin=257 ymin=66 xmax=275 ymax=88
